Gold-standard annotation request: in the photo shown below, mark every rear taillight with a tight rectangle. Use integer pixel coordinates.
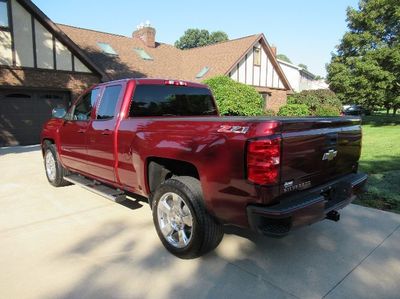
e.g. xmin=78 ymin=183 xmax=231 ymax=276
xmin=247 ymin=137 xmax=281 ymax=185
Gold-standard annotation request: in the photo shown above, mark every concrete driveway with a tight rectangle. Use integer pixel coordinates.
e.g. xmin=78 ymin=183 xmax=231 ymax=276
xmin=1 ymin=146 xmax=399 ymax=299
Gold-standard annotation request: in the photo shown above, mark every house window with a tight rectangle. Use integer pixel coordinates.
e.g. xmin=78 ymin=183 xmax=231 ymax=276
xmin=134 ymin=48 xmax=153 ymax=60
xmin=0 ymin=0 xmax=9 ymax=28
xmin=5 ymin=93 xmax=31 ymax=98
xmin=97 ymin=42 xmax=117 ymax=55
xmin=253 ymin=47 xmax=261 ymax=66
xmin=262 ymin=92 xmax=270 ymax=110
xmin=196 ymin=66 xmax=210 ymax=79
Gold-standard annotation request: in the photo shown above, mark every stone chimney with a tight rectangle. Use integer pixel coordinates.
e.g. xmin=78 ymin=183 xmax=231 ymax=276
xmin=133 ymin=21 xmax=156 ymax=48
xmin=270 ymin=45 xmax=277 ymax=57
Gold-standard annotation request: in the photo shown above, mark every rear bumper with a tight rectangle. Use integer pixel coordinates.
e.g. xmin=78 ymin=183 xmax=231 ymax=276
xmin=247 ymin=172 xmax=368 ymax=237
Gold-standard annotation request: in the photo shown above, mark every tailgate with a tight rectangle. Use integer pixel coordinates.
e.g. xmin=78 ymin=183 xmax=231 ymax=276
xmin=279 ymin=117 xmax=362 ymax=194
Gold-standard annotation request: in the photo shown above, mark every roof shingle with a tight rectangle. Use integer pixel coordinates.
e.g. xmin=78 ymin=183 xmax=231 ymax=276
xmin=57 ymin=24 xmax=289 ymax=89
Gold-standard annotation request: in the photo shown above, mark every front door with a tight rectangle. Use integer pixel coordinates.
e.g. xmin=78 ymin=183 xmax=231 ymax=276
xmin=85 ymin=84 xmax=123 ymax=183
xmin=59 ymin=88 xmax=101 ymax=171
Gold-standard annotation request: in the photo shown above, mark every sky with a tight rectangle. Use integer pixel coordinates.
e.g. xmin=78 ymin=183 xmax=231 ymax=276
xmin=32 ymin=0 xmax=360 ymax=77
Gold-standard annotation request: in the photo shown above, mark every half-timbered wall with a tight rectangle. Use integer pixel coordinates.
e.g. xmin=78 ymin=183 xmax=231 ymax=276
xmin=0 ymin=0 xmax=91 ymax=73
xmin=229 ymin=42 xmax=283 ymax=89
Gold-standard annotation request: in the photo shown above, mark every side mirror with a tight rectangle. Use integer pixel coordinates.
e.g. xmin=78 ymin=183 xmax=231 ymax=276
xmin=52 ymin=108 xmax=67 ymax=119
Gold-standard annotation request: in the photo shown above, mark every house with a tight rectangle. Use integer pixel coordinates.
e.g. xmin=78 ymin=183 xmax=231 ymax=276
xmin=0 ymin=0 xmax=104 ymax=146
xmin=0 ymin=0 xmax=291 ymax=146
xmin=58 ymin=24 xmax=291 ymax=111
xmin=278 ymin=59 xmax=329 ymax=92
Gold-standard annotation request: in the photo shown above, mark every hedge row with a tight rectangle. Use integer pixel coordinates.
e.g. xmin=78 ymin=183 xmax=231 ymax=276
xmin=202 ymin=76 xmax=342 ymax=117
xmin=277 ymin=89 xmax=342 ymax=117
xmin=203 ymin=76 xmax=264 ymax=116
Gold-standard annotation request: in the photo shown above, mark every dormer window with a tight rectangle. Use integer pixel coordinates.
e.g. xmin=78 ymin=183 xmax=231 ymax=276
xmin=196 ymin=66 xmax=210 ymax=79
xmin=134 ymin=48 xmax=153 ymax=60
xmin=253 ymin=47 xmax=261 ymax=66
xmin=0 ymin=0 xmax=9 ymax=28
xmin=97 ymin=42 xmax=117 ymax=55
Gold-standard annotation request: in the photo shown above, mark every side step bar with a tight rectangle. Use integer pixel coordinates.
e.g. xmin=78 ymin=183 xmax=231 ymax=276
xmin=64 ymin=174 xmax=126 ymax=203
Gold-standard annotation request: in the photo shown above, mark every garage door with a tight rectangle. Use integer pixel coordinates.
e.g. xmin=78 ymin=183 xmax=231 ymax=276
xmin=0 ymin=90 xmax=70 ymax=146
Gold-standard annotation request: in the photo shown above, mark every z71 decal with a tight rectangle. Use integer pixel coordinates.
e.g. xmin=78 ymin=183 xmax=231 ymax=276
xmin=217 ymin=125 xmax=249 ymax=134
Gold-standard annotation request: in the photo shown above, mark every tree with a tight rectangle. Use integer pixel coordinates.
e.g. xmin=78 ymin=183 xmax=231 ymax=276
xmin=326 ymin=0 xmax=400 ymax=115
xmin=276 ymin=54 xmax=292 ymax=63
xmin=209 ymin=31 xmax=229 ymax=44
xmin=175 ymin=29 xmax=228 ymax=49
xmin=203 ymin=76 xmax=264 ymax=116
xmin=298 ymin=63 xmax=308 ymax=70
xmin=288 ymin=89 xmax=342 ymax=115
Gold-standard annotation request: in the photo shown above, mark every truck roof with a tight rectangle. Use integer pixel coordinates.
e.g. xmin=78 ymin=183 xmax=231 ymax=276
xmin=96 ymin=78 xmax=208 ymax=89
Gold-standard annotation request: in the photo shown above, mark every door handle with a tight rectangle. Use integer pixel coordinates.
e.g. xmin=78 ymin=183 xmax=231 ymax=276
xmin=101 ymin=129 xmax=112 ymax=135
xmin=78 ymin=128 xmax=86 ymax=133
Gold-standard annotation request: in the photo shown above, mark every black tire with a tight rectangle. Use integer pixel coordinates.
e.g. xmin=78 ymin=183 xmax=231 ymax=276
xmin=43 ymin=144 xmax=70 ymax=187
xmin=152 ymin=176 xmax=224 ymax=259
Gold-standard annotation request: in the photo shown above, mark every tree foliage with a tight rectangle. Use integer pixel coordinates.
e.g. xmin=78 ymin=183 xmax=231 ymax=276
xmin=298 ymin=63 xmax=308 ymax=70
xmin=175 ymin=29 xmax=228 ymax=49
xmin=326 ymin=0 xmax=400 ymax=115
xmin=315 ymin=105 xmax=341 ymax=116
xmin=264 ymin=109 xmax=276 ymax=116
xmin=278 ymin=104 xmax=309 ymax=117
xmin=276 ymin=54 xmax=292 ymax=63
xmin=209 ymin=31 xmax=229 ymax=44
xmin=203 ymin=76 xmax=264 ymax=116
xmin=288 ymin=89 xmax=342 ymax=115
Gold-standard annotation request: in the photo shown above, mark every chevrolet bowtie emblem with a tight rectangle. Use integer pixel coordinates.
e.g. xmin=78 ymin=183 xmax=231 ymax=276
xmin=322 ymin=149 xmax=338 ymax=161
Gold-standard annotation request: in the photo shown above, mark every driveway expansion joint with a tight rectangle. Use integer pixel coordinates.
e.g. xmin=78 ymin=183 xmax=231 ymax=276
xmin=322 ymin=222 xmax=400 ymax=298
xmin=227 ymin=260 xmax=301 ymax=299
xmin=0 ymin=203 xmax=111 ymax=235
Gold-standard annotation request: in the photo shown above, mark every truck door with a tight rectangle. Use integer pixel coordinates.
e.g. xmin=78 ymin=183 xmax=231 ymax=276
xmin=58 ymin=88 xmax=100 ymax=171
xmin=85 ymin=84 xmax=123 ymax=183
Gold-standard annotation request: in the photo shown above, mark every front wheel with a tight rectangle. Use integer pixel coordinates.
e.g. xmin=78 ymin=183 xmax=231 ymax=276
xmin=43 ymin=144 xmax=70 ymax=187
xmin=152 ymin=176 xmax=224 ymax=259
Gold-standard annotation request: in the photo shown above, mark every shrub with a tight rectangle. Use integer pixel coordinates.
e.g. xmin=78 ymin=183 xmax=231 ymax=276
xmin=315 ymin=105 xmax=341 ymax=116
xmin=288 ymin=89 xmax=342 ymax=115
xmin=203 ymin=76 xmax=264 ymax=116
xmin=264 ymin=109 xmax=276 ymax=116
xmin=278 ymin=104 xmax=309 ymax=116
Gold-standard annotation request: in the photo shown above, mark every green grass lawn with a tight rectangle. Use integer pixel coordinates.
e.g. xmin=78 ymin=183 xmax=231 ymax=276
xmin=354 ymin=113 xmax=400 ymax=213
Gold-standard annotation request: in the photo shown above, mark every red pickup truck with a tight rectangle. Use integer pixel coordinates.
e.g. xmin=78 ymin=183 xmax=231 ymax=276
xmin=41 ymin=78 xmax=367 ymax=258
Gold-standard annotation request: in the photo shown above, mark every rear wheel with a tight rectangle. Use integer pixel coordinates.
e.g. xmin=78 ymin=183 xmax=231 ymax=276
xmin=152 ymin=176 xmax=224 ymax=259
xmin=43 ymin=144 xmax=70 ymax=187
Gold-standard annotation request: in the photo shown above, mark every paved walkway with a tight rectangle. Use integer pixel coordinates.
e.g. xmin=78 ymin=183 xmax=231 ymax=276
xmin=1 ymin=146 xmax=399 ymax=299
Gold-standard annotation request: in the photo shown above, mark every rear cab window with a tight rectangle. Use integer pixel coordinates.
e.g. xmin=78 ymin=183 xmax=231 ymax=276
xmin=129 ymin=85 xmax=217 ymax=117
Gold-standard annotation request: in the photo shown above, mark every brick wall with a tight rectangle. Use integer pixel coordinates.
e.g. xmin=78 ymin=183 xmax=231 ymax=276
xmin=266 ymin=89 xmax=287 ymax=112
xmin=0 ymin=68 xmax=101 ymax=99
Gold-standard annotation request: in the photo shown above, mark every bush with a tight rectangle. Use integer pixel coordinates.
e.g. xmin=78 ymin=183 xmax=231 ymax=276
xmin=203 ymin=76 xmax=264 ymax=116
xmin=264 ymin=109 xmax=276 ymax=116
xmin=278 ymin=104 xmax=309 ymax=116
xmin=288 ymin=89 xmax=342 ymax=115
xmin=315 ymin=105 xmax=341 ymax=116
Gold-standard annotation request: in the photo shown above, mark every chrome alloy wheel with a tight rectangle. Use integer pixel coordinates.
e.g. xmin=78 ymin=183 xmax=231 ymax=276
xmin=45 ymin=150 xmax=56 ymax=182
xmin=157 ymin=192 xmax=193 ymax=248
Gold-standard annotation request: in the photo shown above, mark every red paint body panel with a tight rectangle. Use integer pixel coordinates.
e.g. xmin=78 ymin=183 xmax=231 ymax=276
xmin=41 ymin=78 xmax=365 ymax=229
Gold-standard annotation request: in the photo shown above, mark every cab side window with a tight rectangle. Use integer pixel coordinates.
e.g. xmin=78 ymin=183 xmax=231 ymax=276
xmin=96 ymin=85 xmax=122 ymax=120
xmin=73 ymin=88 xmax=100 ymax=121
